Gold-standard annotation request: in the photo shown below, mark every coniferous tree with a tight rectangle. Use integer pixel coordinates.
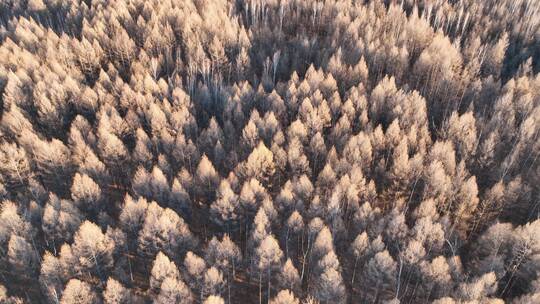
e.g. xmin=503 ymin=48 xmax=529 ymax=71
xmin=150 ymin=252 xmax=180 ymax=293
xmin=71 ymin=221 xmax=116 ymax=281
xmin=103 ymin=278 xmax=133 ymax=304
xmin=60 ymin=279 xmax=98 ymax=304
xmin=0 ymin=1 xmax=538 ymax=303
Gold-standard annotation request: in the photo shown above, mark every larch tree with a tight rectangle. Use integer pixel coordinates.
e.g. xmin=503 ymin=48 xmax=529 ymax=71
xmin=22 ymin=133 xmax=74 ymax=193
xmin=458 ymin=272 xmax=498 ymax=302
xmin=269 ymin=290 xmax=300 ymax=304
xmin=350 ymin=231 xmax=369 ymax=285
xmin=199 ymin=118 xmax=225 ymax=158
xmin=150 ymin=252 xmax=180 ymax=293
xmin=132 ymin=165 xmax=171 ymax=206
xmin=361 ymin=250 xmax=397 ymax=303
xmin=249 ymin=208 xmax=271 ymax=251
xmin=195 ymin=154 xmax=220 ymax=204
xmin=278 ymin=259 xmax=301 ymax=293
xmin=97 ymin=115 xmax=129 ymax=174
xmin=419 ymin=256 xmax=453 ymax=300
xmin=254 ymin=234 xmax=283 ymax=304
xmin=119 ymin=194 xmax=148 ymax=241
xmin=7 ymin=234 xmax=39 ymax=275
xmin=243 ymin=141 xmax=276 ymax=186
xmin=155 ymin=276 xmax=193 ymax=304
xmin=239 ymin=178 xmax=270 ymax=221
xmin=205 ymin=234 xmax=242 ymax=304
xmin=205 ymin=234 xmax=242 ymax=276
xmin=132 ymin=128 xmax=154 ymax=169
xmin=482 ymin=32 xmax=508 ymax=77
xmin=170 ymin=177 xmax=191 ymax=217
xmin=39 ymin=248 xmax=71 ymax=303
xmin=0 ymin=142 xmax=32 ymax=192
xmin=241 ymin=119 xmax=260 ymax=157
xmin=42 ymin=193 xmax=82 ymax=248
xmin=313 ymin=266 xmax=346 ymax=304
xmin=210 ymin=180 xmax=240 ymax=230
xmin=103 ymin=278 xmax=133 ymax=304
xmin=71 ymin=172 xmax=102 ymax=216
xmin=204 ymin=295 xmax=225 ymax=304
xmin=0 ymin=283 xmax=23 ymax=304
xmin=284 ymin=211 xmax=304 ymax=258
xmin=138 ymin=202 xmax=196 ymax=259
xmin=442 ymin=111 xmax=477 ymax=162
xmin=184 ymin=251 xmax=207 ymax=294
xmin=0 ymin=1 xmax=538 ymax=303
xmin=60 ymin=279 xmax=98 ymax=304
xmin=71 ymin=221 xmax=116 ymax=281
xmin=313 ymin=227 xmax=334 ymax=260
xmin=203 ymin=267 xmax=226 ymax=299
xmin=0 ymin=200 xmax=34 ymax=246
xmin=287 ymin=138 xmax=310 ymax=177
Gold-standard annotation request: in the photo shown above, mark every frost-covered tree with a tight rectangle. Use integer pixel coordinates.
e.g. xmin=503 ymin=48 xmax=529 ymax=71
xmin=150 ymin=252 xmax=180 ymax=292
xmin=0 ymin=1 xmax=538 ymax=302
xmin=242 ymin=141 xmax=276 ymax=186
xmin=195 ymin=155 xmax=220 ymax=204
xmin=71 ymin=172 xmax=102 ymax=216
xmin=155 ymin=277 xmax=193 ymax=304
xmin=103 ymin=278 xmax=133 ymax=304
xmin=71 ymin=221 xmax=115 ymax=280
xmin=211 ymin=180 xmax=240 ymax=229
xmin=270 ymin=290 xmax=300 ymax=304
xmin=254 ymin=235 xmax=283 ymax=304
xmin=60 ymin=279 xmax=98 ymax=304
xmin=8 ymin=234 xmax=39 ymax=274
xmin=138 ymin=202 xmax=196 ymax=258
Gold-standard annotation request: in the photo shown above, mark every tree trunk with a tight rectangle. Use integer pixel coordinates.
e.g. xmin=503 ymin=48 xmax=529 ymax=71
xmin=351 ymin=257 xmax=358 ymax=285
xmin=259 ymin=271 xmax=262 ymax=304
xmin=285 ymin=228 xmax=290 ymax=258
xmin=228 ymin=271 xmax=232 ymax=304
xmin=267 ymin=268 xmax=271 ymax=304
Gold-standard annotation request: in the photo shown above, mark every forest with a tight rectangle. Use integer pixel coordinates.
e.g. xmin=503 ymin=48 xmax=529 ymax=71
xmin=0 ymin=0 xmax=539 ymax=303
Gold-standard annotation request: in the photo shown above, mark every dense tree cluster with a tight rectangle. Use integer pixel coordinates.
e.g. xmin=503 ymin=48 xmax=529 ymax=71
xmin=0 ymin=0 xmax=539 ymax=303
